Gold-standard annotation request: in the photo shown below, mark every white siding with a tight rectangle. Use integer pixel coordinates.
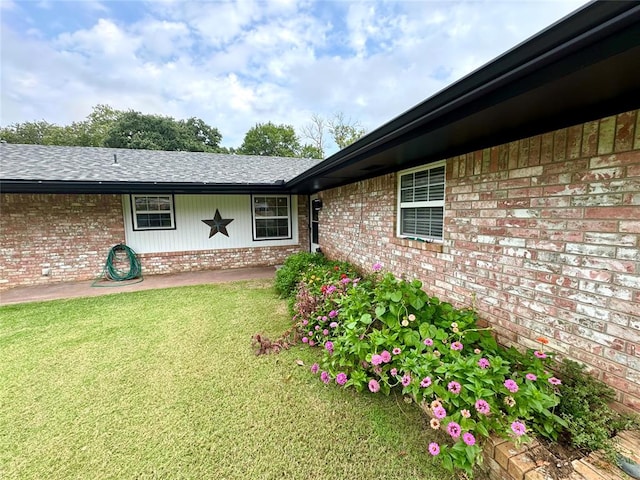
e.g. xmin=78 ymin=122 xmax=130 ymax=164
xmin=123 ymin=194 xmax=299 ymax=254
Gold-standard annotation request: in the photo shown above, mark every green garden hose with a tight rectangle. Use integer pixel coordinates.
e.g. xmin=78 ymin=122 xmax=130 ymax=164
xmin=92 ymin=244 xmax=143 ymax=287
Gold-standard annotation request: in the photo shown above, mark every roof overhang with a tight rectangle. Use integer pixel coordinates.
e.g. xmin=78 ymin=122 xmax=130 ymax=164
xmin=0 ymin=180 xmax=290 ymax=195
xmin=287 ymin=1 xmax=640 ymax=194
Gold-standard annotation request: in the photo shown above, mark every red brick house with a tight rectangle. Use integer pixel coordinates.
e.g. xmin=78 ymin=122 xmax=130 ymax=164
xmin=1 ymin=2 xmax=639 ymax=407
xmin=287 ymin=1 xmax=640 ymax=409
xmin=0 ymin=146 xmax=318 ymax=287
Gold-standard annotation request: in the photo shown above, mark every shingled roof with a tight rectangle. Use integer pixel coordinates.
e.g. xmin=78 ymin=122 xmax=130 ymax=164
xmin=0 ymin=143 xmax=320 ymax=193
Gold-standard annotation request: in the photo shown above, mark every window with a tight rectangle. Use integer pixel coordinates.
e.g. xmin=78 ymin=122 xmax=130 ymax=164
xmin=252 ymin=195 xmax=291 ymax=240
xmin=397 ymin=162 xmax=445 ymax=241
xmin=131 ymin=195 xmax=175 ymax=230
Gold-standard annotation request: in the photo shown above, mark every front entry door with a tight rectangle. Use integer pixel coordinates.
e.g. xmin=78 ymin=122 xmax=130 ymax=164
xmin=310 ymin=194 xmax=320 ymax=252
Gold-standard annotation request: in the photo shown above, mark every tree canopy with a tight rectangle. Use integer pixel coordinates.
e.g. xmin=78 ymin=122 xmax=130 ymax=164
xmin=301 ymin=112 xmax=366 ymax=157
xmin=103 ymin=111 xmax=223 ymax=152
xmin=1 ymin=105 xmax=224 ymax=153
xmin=237 ymin=122 xmax=321 ymax=158
xmin=0 ymin=105 xmax=362 ymax=159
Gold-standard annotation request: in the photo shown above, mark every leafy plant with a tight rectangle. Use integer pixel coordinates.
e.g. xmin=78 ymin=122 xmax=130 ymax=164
xmin=274 ymin=252 xmax=328 ymax=298
xmin=556 ymin=359 xmax=640 ymax=460
xmin=286 ymin=260 xmax=566 ymax=476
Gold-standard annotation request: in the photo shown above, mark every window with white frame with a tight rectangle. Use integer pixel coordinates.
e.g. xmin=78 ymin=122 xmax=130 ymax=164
xmin=397 ymin=162 xmax=445 ymax=241
xmin=252 ymin=195 xmax=291 ymax=240
xmin=131 ymin=194 xmax=175 ymax=230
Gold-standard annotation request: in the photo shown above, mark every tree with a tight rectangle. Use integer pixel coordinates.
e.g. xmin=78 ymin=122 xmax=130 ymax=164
xmin=103 ymin=111 xmax=224 ymax=152
xmin=300 ymin=112 xmax=366 ymax=156
xmin=299 ymin=144 xmax=323 ymax=159
xmin=238 ymin=122 xmax=302 ymax=157
xmin=300 ymin=114 xmax=326 ymax=158
xmin=328 ymin=112 xmax=366 ymax=149
xmin=0 ymin=120 xmax=67 ymax=145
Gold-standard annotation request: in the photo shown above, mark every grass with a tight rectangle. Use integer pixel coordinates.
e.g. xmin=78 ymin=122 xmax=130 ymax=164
xmin=0 ymin=280 xmax=454 ymax=480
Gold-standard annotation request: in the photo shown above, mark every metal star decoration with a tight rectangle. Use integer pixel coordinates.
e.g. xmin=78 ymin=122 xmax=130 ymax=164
xmin=201 ymin=209 xmax=234 ymax=238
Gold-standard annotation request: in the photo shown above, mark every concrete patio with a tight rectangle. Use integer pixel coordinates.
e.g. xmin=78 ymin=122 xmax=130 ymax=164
xmin=0 ymin=266 xmax=277 ymax=305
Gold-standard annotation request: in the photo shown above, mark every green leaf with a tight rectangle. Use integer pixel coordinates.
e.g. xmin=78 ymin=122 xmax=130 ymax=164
xmin=442 ymin=454 xmax=453 ymax=471
xmin=419 ymin=323 xmax=431 ymax=338
xmin=466 ymin=445 xmax=476 ymax=464
xmin=375 ymin=306 xmax=386 ymax=318
xmin=476 ymin=422 xmax=489 ymax=437
xmin=360 ymin=313 xmax=372 ymax=324
xmin=403 ymin=330 xmax=421 ymax=347
xmin=410 ymin=297 xmax=425 ymax=310
xmin=390 ymin=291 xmax=403 ymax=303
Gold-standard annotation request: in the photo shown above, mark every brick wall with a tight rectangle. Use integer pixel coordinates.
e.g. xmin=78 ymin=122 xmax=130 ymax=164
xmin=318 ymin=109 xmax=640 ymax=410
xmin=1 ymin=193 xmax=311 ymax=290
xmin=0 ymin=194 xmax=126 ymax=288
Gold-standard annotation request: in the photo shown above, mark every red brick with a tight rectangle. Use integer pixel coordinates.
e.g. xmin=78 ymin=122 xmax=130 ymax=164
xmin=615 ymin=110 xmax=636 ymax=152
xmin=582 ymin=120 xmax=599 ymax=157
xmin=584 ymin=206 xmax=638 ymax=219
xmin=598 ymin=115 xmax=617 ymax=155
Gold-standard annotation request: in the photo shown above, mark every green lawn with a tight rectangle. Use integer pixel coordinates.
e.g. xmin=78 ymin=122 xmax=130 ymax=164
xmin=0 ymin=280 xmax=454 ymax=480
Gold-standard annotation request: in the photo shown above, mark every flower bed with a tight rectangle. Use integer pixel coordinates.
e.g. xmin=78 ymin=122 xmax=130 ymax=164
xmin=287 ymin=259 xmax=566 ymax=476
xmin=258 ymin=254 xmax=639 ymax=478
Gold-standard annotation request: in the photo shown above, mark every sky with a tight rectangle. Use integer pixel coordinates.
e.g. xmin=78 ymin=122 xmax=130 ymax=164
xmin=1 ymin=0 xmax=588 ymax=153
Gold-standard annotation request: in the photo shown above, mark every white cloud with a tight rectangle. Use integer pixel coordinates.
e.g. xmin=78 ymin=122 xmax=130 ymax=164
xmin=1 ymin=0 xmax=588 ymax=152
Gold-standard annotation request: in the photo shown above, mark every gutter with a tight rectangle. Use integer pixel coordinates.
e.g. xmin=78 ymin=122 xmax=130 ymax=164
xmin=0 ymin=180 xmax=291 ymax=195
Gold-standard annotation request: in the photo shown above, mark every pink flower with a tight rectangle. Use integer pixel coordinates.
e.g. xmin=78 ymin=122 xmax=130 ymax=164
xmin=420 ymin=377 xmax=432 ymax=388
xmin=341 ymin=277 xmax=351 ymax=285
xmin=371 ymin=354 xmax=383 ymax=366
xmin=534 ymin=350 xmax=547 ymax=359
xmin=372 ymin=262 xmax=382 ymax=272
xmin=310 ymin=363 xmax=319 ymax=374
xmin=302 ymin=319 xmax=309 ymax=326
xmin=463 ymin=432 xmax=476 ymax=446
xmin=392 ymin=347 xmax=402 ymax=355
xmin=447 ymin=381 xmax=461 ymax=394
xmin=428 ymin=442 xmax=440 ymax=456
xmin=320 ymin=371 xmax=330 ymax=384
xmin=451 ymin=341 xmax=463 ymax=351
xmin=447 ymin=422 xmax=461 ymax=439
xmin=548 ymin=377 xmax=562 ymax=385
xmin=308 ymin=331 xmax=313 ymax=336
xmin=336 ymin=373 xmax=348 ymax=385
xmin=504 ymin=379 xmax=519 ymax=393
xmin=322 ymin=316 xmax=328 ymax=322
xmin=368 ymin=379 xmax=380 ymax=393
xmin=401 ymin=374 xmax=412 ymax=387
xmin=317 ymin=316 xmax=322 ymax=321
xmin=478 ymin=358 xmax=490 ymax=369
xmin=322 ymin=329 xmax=329 ymax=336
xmin=373 ymin=366 xmax=382 ymax=375
xmin=329 ymin=321 xmax=338 ymax=328
xmin=511 ymin=421 xmax=527 ymax=436
xmin=315 ymin=325 xmax=320 ymax=331
xmin=526 ymin=373 xmax=537 ymax=381
xmin=390 ymin=368 xmax=398 ymax=377
xmin=380 ymin=350 xmax=391 ymax=363
xmin=461 ymin=409 xmax=471 ymax=418
xmin=329 ymin=310 xmax=338 ymax=318
xmin=326 ymin=285 xmax=336 ymax=294
xmin=475 ymin=399 xmax=490 ymax=415
xmin=302 ymin=337 xmax=309 ymax=343
xmin=423 ymin=338 xmax=434 ymax=346
xmin=309 ymin=340 xmax=316 ymax=346
xmin=325 ymin=341 xmax=334 ymax=353
xmin=433 ymin=406 xmax=447 ymax=419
